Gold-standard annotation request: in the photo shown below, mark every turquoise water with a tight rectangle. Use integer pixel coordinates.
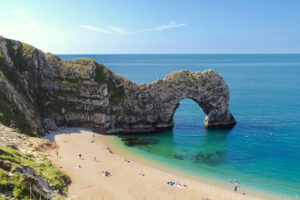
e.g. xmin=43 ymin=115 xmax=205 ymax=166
xmin=59 ymin=54 xmax=300 ymax=199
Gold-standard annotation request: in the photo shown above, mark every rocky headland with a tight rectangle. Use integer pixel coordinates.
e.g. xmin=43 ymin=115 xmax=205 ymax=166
xmin=0 ymin=36 xmax=236 ymax=135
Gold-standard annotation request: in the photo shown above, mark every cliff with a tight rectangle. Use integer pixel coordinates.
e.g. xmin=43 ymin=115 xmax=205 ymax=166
xmin=0 ymin=36 xmax=236 ymax=135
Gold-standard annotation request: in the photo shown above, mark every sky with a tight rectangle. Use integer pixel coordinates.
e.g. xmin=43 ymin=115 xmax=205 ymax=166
xmin=0 ymin=0 xmax=300 ymax=54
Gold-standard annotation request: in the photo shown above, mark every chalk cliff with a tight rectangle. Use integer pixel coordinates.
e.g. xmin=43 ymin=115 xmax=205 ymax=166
xmin=0 ymin=36 xmax=236 ymax=135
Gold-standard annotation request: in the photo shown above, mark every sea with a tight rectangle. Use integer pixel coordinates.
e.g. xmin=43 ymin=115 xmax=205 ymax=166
xmin=59 ymin=54 xmax=300 ymax=199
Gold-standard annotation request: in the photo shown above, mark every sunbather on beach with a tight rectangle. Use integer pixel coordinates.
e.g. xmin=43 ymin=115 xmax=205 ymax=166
xmin=102 ymin=171 xmax=111 ymax=177
xmin=138 ymin=172 xmax=145 ymax=177
xmin=106 ymin=147 xmax=113 ymax=153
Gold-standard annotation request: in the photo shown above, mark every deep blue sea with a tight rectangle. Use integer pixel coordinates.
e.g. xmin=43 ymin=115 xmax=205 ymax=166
xmin=59 ymin=54 xmax=300 ymax=199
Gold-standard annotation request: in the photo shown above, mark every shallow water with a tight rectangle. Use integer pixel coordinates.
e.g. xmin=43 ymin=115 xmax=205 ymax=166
xmin=59 ymin=54 xmax=300 ymax=199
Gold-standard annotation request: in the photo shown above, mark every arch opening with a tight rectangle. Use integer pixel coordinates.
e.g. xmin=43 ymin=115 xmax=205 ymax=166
xmin=172 ymin=98 xmax=206 ymax=129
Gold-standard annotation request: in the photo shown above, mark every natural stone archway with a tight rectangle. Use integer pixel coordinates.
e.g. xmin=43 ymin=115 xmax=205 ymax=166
xmin=116 ymin=70 xmax=236 ymax=133
xmin=0 ymin=36 xmax=236 ymax=135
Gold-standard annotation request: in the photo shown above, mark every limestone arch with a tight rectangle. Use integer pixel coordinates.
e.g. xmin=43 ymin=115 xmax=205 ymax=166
xmin=147 ymin=70 xmax=236 ymax=130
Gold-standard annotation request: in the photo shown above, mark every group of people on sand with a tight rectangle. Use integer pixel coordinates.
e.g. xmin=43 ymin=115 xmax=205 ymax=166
xmin=167 ymin=180 xmax=187 ymax=188
xmin=73 ymin=164 xmax=81 ymax=169
xmin=138 ymin=172 xmax=145 ymax=177
xmin=90 ymin=134 xmax=96 ymax=143
xmin=228 ymin=178 xmax=246 ymax=195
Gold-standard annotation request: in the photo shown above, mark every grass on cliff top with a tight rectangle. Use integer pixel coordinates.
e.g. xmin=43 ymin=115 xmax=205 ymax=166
xmin=21 ymin=43 xmax=35 ymax=59
xmin=72 ymin=58 xmax=94 ymax=64
xmin=0 ymin=145 xmax=69 ymax=199
xmin=62 ymin=58 xmax=94 ymax=76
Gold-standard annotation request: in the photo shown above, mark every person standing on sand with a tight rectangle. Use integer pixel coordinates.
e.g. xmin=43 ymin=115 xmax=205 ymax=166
xmin=79 ymin=154 xmax=82 ymax=159
xmin=234 ymin=182 xmax=238 ymax=192
xmin=56 ymin=152 xmax=59 ymax=157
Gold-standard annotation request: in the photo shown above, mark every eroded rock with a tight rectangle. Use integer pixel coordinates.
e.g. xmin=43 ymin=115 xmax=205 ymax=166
xmin=0 ymin=36 xmax=236 ymax=135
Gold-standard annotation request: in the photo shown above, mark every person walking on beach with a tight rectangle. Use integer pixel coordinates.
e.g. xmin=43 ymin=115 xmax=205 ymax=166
xmin=234 ymin=182 xmax=238 ymax=192
xmin=79 ymin=154 xmax=82 ymax=159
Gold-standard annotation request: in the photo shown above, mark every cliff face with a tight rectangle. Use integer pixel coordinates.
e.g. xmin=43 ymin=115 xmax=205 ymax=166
xmin=0 ymin=36 xmax=236 ymax=135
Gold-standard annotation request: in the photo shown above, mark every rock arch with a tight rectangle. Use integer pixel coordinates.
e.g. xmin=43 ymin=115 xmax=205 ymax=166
xmin=0 ymin=36 xmax=236 ymax=135
xmin=116 ymin=70 xmax=236 ymax=133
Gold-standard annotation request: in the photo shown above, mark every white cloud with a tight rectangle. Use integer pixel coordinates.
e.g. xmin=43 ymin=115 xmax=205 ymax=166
xmin=11 ymin=10 xmax=30 ymax=19
xmin=78 ymin=25 xmax=112 ymax=34
xmin=138 ymin=21 xmax=186 ymax=32
xmin=77 ymin=21 xmax=186 ymax=35
xmin=109 ymin=26 xmax=128 ymax=34
xmin=78 ymin=25 xmax=128 ymax=34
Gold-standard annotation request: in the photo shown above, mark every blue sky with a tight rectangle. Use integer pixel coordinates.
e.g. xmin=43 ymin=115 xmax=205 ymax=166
xmin=0 ymin=0 xmax=300 ymax=54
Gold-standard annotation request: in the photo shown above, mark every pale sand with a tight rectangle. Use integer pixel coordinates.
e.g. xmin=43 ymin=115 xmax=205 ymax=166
xmin=46 ymin=127 xmax=276 ymax=200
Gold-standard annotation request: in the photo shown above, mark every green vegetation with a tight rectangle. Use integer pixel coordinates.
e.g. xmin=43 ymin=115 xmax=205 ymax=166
xmin=0 ymin=39 xmax=44 ymax=136
xmin=94 ymin=63 xmax=125 ymax=104
xmin=72 ymin=58 xmax=94 ymax=65
xmin=0 ymin=89 xmax=37 ymax=136
xmin=5 ymin=40 xmax=35 ymax=74
xmin=0 ymin=41 xmax=20 ymax=87
xmin=0 ymin=39 xmax=37 ymax=101
xmin=167 ymin=71 xmax=182 ymax=78
xmin=0 ymin=37 xmax=126 ymax=137
xmin=46 ymin=100 xmax=76 ymax=114
xmin=0 ymin=169 xmax=39 ymax=200
xmin=93 ymin=106 xmax=106 ymax=114
xmin=0 ymin=145 xmax=69 ymax=199
xmin=21 ymin=43 xmax=35 ymax=60
xmin=0 ymin=44 xmax=4 ymax=60
xmin=62 ymin=58 xmax=94 ymax=76
xmin=60 ymin=79 xmax=78 ymax=87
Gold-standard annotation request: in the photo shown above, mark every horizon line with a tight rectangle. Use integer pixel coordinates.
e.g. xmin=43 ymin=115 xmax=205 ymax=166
xmin=55 ymin=53 xmax=300 ymax=55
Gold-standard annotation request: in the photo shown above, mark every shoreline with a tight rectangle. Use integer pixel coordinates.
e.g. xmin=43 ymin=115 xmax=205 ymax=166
xmin=46 ymin=127 xmax=283 ymax=200
xmin=104 ymin=135 xmax=283 ymax=200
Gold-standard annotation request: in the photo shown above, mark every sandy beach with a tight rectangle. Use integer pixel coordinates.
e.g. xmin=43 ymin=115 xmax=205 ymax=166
xmin=45 ymin=128 xmax=275 ymax=200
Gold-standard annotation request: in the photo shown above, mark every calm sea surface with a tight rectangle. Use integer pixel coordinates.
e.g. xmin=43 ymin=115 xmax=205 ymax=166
xmin=59 ymin=54 xmax=300 ymax=199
